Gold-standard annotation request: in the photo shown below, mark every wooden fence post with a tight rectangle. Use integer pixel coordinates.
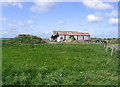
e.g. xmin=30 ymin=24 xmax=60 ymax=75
xmin=106 ymin=43 xmax=108 ymax=52
xmin=111 ymin=45 xmax=114 ymax=56
xmin=34 ymin=41 xmax=35 ymax=44
xmin=97 ymin=41 xmax=98 ymax=44
xmin=104 ymin=43 xmax=106 ymax=48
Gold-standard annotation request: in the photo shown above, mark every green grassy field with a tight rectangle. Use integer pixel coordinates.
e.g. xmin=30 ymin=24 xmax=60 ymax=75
xmin=2 ymin=42 xmax=119 ymax=85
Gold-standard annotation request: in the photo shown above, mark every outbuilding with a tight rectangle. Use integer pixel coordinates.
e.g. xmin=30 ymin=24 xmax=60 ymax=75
xmin=50 ymin=31 xmax=90 ymax=42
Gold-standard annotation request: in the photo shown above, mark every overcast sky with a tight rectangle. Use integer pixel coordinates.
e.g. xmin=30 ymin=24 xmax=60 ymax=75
xmin=1 ymin=0 xmax=119 ymax=39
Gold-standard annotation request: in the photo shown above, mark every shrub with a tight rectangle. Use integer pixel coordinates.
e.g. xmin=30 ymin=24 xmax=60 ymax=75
xmin=69 ymin=35 xmax=76 ymax=40
xmin=8 ymin=34 xmax=43 ymax=44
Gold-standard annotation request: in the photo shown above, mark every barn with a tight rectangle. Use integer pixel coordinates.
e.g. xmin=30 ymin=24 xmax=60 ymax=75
xmin=50 ymin=31 xmax=90 ymax=42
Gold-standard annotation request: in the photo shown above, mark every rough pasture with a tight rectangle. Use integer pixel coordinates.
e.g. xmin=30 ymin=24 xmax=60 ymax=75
xmin=2 ymin=43 xmax=119 ymax=85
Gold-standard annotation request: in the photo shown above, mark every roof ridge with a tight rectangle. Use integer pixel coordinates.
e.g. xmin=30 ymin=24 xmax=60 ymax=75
xmin=53 ymin=31 xmax=79 ymax=32
xmin=53 ymin=31 xmax=90 ymax=33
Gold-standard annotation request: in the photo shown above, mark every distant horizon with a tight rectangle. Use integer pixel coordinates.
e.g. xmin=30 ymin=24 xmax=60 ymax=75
xmin=0 ymin=33 xmax=119 ymax=39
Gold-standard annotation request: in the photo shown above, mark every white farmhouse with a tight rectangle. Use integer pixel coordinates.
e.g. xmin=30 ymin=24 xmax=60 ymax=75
xmin=50 ymin=31 xmax=90 ymax=42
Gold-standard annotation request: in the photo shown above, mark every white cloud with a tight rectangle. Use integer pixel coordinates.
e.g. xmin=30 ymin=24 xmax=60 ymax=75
xmin=105 ymin=10 xmax=118 ymax=17
xmin=87 ymin=14 xmax=103 ymax=22
xmin=1 ymin=32 xmax=8 ymax=35
xmin=18 ymin=21 xmax=26 ymax=29
xmin=82 ymin=0 xmax=113 ymax=10
xmin=18 ymin=20 xmax=33 ymax=26
xmin=46 ymin=32 xmax=49 ymax=34
xmin=18 ymin=20 xmax=34 ymax=29
xmin=2 ymin=0 xmax=23 ymax=2
xmin=2 ymin=0 xmax=119 ymax=2
xmin=30 ymin=0 xmax=55 ymax=13
xmin=17 ymin=3 xmax=23 ymax=8
xmin=2 ymin=17 xmax=7 ymax=21
xmin=57 ymin=19 xmax=72 ymax=24
xmin=2 ymin=1 xmax=23 ymax=8
xmin=109 ymin=18 xmax=118 ymax=26
xmin=27 ymin=20 xmax=34 ymax=24
xmin=8 ymin=24 xmax=17 ymax=30
xmin=103 ymin=0 xmax=119 ymax=2
xmin=18 ymin=21 xmax=26 ymax=27
xmin=58 ymin=21 xmax=64 ymax=24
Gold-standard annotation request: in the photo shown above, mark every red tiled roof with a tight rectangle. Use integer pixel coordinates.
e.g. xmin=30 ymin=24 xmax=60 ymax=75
xmin=58 ymin=31 xmax=90 ymax=36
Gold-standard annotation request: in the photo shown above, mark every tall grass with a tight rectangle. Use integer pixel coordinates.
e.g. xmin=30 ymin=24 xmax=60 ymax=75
xmin=2 ymin=43 xmax=118 ymax=85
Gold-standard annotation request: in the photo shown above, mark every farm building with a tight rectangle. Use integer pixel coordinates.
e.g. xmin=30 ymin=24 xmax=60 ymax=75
xmin=50 ymin=31 xmax=90 ymax=42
